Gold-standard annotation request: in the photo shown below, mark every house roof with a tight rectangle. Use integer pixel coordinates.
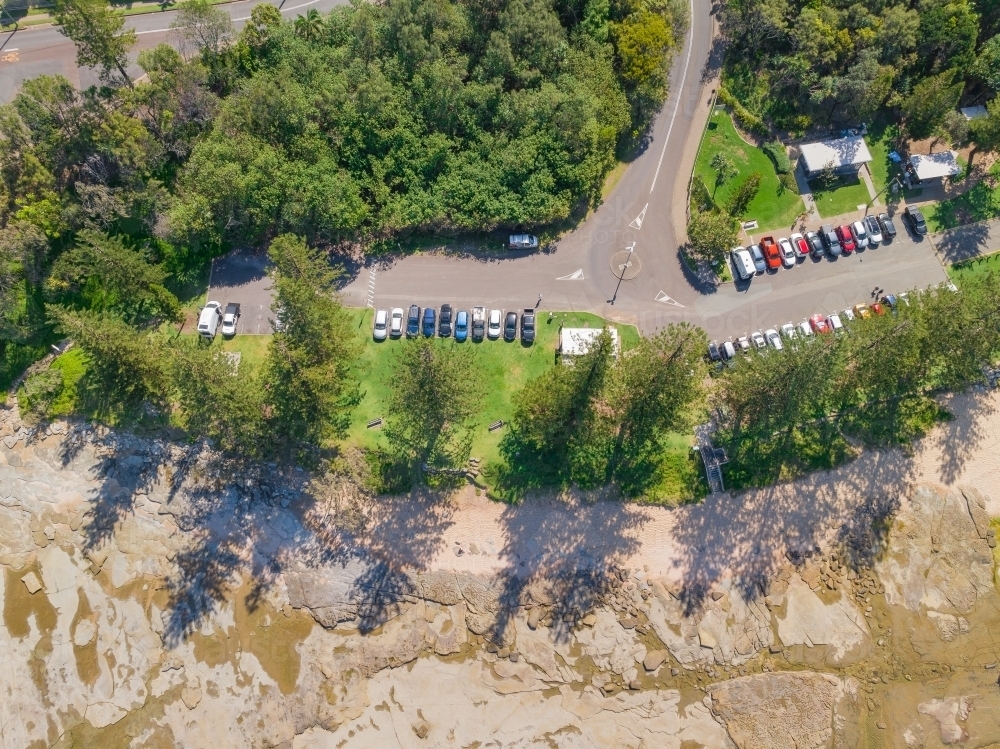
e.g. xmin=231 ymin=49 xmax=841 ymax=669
xmin=961 ymin=106 xmax=987 ymax=120
xmin=910 ymin=151 xmax=961 ymax=180
xmin=559 ymin=327 xmax=620 ymax=357
xmin=799 ymin=135 xmax=873 ymax=173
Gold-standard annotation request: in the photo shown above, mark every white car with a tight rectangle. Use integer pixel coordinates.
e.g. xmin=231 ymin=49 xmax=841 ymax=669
xmin=827 ymin=313 xmax=844 ymax=332
xmin=487 ymin=309 xmax=502 ymax=339
xmin=373 ymin=309 xmax=388 ymax=341
xmin=221 ymin=302 xmax=240 ymax=337
xmin=389 ymin=308 xmax=404 ymax=337
xmin=798 ymin=320 xmax=814 ymax=338
xmin=851 ymin=220 xmax=869 ymax=249
xmin=736 ymin=335 xmax=751 ymax=353
xmin=731 ymin=247 xmax=756 ymax=281
xmin=765 ymin=329 xmax=783 ymax=350
xmin=841 ymin=308 xmax=855 ymax=322
xmin=781 ymin=322 xmax=797 ymax=340
xmin=750 ymin=330 xmax=766 ymax=350
xmin=198 ymin=301 xmax=222 ymax=339
xmin=508 ymin=234 xmax=538 ymax=249
xmin=778 ymin=238 xmax=796 ymax=268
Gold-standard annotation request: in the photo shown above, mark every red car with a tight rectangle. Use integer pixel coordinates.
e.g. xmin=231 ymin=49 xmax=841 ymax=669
xmin=836 ymin=225 xmax=856 ymax=254
xmin=759 ymin=236 xmax=781 ymax=270
xmin=871 ymin=303 xmax=885 ymax=315
xmin=809 ymin=314 xmax=831 ymax=334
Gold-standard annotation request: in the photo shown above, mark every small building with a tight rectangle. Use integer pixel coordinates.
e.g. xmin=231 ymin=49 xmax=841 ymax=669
xmin=961 ymin=105 xmax=987 ymax=121
xmin=908 ymin=151 xmax=961 ymax=184
xmin=559 ymin=327 xmax=620 ymax=361
xmin=799 ymin=135 xmax=873 ymax=178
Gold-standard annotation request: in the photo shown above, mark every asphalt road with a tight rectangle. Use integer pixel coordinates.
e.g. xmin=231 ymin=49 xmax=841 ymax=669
xmin=0 ymin=0 xmax=348 ymax=102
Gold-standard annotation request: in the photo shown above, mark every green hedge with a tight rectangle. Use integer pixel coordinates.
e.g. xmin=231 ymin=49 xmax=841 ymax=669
xmin=778 ymin=172 xmax=800 ymax=195
xmin=717 ymin=87 xmax=768 ymax=136
xmin=763 ymin=141 xmax=791 ymax=174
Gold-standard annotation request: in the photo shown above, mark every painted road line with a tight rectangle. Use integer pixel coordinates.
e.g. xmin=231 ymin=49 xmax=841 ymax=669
xmin=629 ymin=203 xmax=648 ymax=231
xmin=654 ymin=291 xmax=684 ymax=307
xmin=556 ymin=269 xmax=585 ymax=280
xmin=135 ymin=0 xmax=323 ymax=35
xmin=648 ymin=0 xmax=695 ymax=194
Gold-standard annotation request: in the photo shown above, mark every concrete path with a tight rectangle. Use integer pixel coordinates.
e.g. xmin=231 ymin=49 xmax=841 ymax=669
xmin=858 ymin=165 xmax=879 ymax=205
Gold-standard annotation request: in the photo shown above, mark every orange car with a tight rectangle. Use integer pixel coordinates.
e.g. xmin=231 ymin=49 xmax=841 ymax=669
xmin=759 ymin=236 xmax=781 ymax=270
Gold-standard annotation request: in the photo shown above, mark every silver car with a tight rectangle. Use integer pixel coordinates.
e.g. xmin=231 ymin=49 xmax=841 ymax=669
xmin=765 ymin=328 xmax=783 ymax=350
xmin=373 ymin=308 xmax=388 ymax=341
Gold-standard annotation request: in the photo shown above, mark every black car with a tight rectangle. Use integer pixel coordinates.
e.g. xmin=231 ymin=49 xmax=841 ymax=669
xmin=406 ymin=305 xmax=420 ymax=337
xmin=904 ymin=206 xmax=928 ymax=235
xmin=438 ymin=304 xmax=453 ymax=337
xmin=421 ymin=307 xmax=435 ymax=337
xmin=878 ymin=212 xmax=897 ymax=240
xmin=819 ymin=224 xmax=842 ymax=257
xmin=503 ymin=311 xmax=518 ymax=341
xmin=472 ymin=311 xmax=485 ymax=341
xmin=708 ymin=341 xmax=722 ymax=362
xmin=520 ymin=309 xmax=535 ymax=344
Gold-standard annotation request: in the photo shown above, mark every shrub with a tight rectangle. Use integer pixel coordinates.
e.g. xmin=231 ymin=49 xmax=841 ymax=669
xmin=778 ymin=172 xmax=800 ymax=195
xmin=717 ymin=87 xmax=768 ymax=136
xmin=763 ymin=141 xmax=791 ymax=174
xmin=691 ymin=175 xmax=717 ymax=213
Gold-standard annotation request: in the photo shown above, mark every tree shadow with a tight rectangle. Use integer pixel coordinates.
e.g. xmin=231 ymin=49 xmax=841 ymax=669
xmin=678 ymin=247 xmax=720 ymax=294
xmin=930 ymin=390 xmax=997 ymax=485
xmin=932 ymin=220 xmax=993 ymax=264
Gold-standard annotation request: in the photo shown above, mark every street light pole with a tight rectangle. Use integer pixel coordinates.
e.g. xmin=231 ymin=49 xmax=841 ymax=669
xmin=865 ymin=176 xmax=902 ymax=215
xmin=609 ymin=242 xmax=635 ymax=305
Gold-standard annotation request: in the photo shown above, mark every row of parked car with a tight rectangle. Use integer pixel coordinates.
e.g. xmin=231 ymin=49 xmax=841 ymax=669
xmin=373 ymin=305 xmax=536 ymax=343
xmin=707 ymin=294 xmax=908 ymax=361
xmin=730 ymin=208 xmax=928 ymax=280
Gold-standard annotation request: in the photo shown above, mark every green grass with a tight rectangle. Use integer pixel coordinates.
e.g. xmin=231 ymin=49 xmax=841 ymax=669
xmin=45 ymin=348 xmax=88 ymax=417
xmin=925 ymin=166 xmax=1000 ymax=232
xmin=947 ymin=250 xmax=1000 ymax=286
xmin=808 ymin=175 xmax=871 ymax=218
xmin=694 ymin=112 xmax=804 ymax=232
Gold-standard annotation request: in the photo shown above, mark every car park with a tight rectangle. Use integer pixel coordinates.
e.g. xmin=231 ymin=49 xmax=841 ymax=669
xmin=198 ymin=301 xmax=222 ymax=339
xmin=731 ymin=247 xmax=756 ymax=280
xmin=488 ymin=309 xmax=502 ymax=339
xmin=454 ymin=310 xmax=469 ymax=341
xmin=765 ymin=329 xmax=783 ymax=350
xmin=422 ymin=307 xmax=436 ymax=336
xmin=827 ymin=312 xmax=844 ymax=332
xmin=864 ymin=215 xmax=883 ymax=245
xmin=221 ymin=302 xmax=240 ymax=337
xmin=781 ymin=322 xmax=797 ymax=340
xmin=809 ymin=314 xmax=830 ymax=334
xmin=721 ymin=340 xmax=737 ymax=360
xmin=373 ymin=308 xmax=389 ymax=341
xmin=878 ymin=213 xmax=897 ymax=240
xmin=749 ymin=244 xmax=766 ymax=273
xmin=836 ymin=225 xmax=856 ymax=253
xmin=472 ymin=307 xmax=486 ymax=341
xmin=820 ymin=225 xmax=842 ymax=257
xmin=760 ymin=236 xmax=781 ymax=270
xmin=521 ymin=309 xmax=535 ymax=343
xmin=508 ymin=234 xmax=538 ymax=249
xmin=390 ymin=308 xmax=404 ymax=337
xmin=904 ymin=206 xmax=928 ymax=235
xmin=708 ymin=341 xmax=722 ymax=362
xmin=842 ymin=307 xmax=855 ymax=322
xmin=504 ymin=311 xmax=518 ymax=341
xmin=806 ymin=231 xmax=824 ymax=258
xmin=438 ymin=304 xmax=453 ymax=337
xmin=851 ymin=220 xmax=869 ymax=249
xmin=737 ymin=334 xmax=751 ymax=353
xmin=750 ymin=330 xmax=766 ymax=349
xmin=798 ymin=320 xmax=814 ymax=338
xmin=407 ymin=305 xmax=421 ymax=337
xmin=853 ymin=303 xmax=870 ymax=319
xmin=791 ymin=233 xmax=809 ymax=259
xmin=778 ymin=238 xmax=796 ymax=268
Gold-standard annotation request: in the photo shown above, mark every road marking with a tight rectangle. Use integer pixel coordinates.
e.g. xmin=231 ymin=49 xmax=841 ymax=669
xmin=366 ymin=266 xmax=376 ymax=308
xmin=1 ymin=52 xmax=18 ymax=62
xmin=648 ymin=0 xmax=695 ymax=194
xmin=629 ymin=203 xmax=648 ymax=230
xmin=654 ymin=291 xmax=684 ymax=307
xmin=135 ymin=0 xmax=323 ymax=35
xmin=556 ymin=269 xmax=585 ymax=280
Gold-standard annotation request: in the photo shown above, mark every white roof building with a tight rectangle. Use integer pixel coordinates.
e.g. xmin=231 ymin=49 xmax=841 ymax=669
xmin=559 ymin=327 xmax=620 ymax=359
xmin=799 ymin=135 xmax=873 ymax=176
xmin=910 ymin=151 xmax=961 ymax=181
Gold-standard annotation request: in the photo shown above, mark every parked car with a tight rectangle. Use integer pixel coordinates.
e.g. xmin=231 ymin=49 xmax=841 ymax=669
xmin=720 ymin=340 xmax=737 ymax=360
xmin=198 ymin=301 xmax=222 ymax=339
xmin=827 ymin=312 xmax=844 ymax=332
xmin=881 ymin=294 xmax=898 ymax=310
xmin=841 ymin=307 xmax=855 ymax=322
xmin=508 ymin=234 xmax=538 ymax=249
xmin=748 ymin=244 xmax=767 ymax=273
xmin=790 ymin=232 xmax=809 ymax=259
xmin=864 ymin=215 xmax=883 ymax=245
xmin=373 ymin=308 xmax=389 ymax=341
xmin=454 ymin=309 xmax=469 ymax=341
xmin=898 ymin=291 xmax=910 ymax=306
xmin=750 ymin=330 xmax=767 ymax=350
xmin=904 ymin=206 xmax=928 ymax=235
xmin=871 ymin=302 xmax=885 ymax=315
xmin=765 ymin=328 xmax=783 ymax=350
xmin=406 ymin=305 xmax=421 ymax=337
xmin=488 ymin=309 xmax=502 ymax=339
xmin=781 ymin=322 xmax=797 ymax=340
xmin=422 ymin=306 xmax=436 ymax=336
xmin=736 ymin=334 xmax=751 ymax=353
xmin=472 ymin=307 xmax=486 ymax=341
xmin=521 ymin=309 xmax=535 ymax=344
xmin=798 ymin=320 xmax=814 ymax=338
xmin=271 ymin=304 xmax=287 ymax=333
xmin=806 ymin=231 xmax=824 ymax=259
xmin=438 ymin=304 xmax=453 ymax=337
xmin=778 ymin=238 xmax=796 ymax=268
xmin=708 ymin=341 xmax=722 ymax=362
xmin=504 ymin=311 xmax=518 ymax=341
xmin=820 ymin=224 xmax=842 ymax=257
xmin=809 ymin=314 xmax=830 ymax=334
xmin=760 ymin=236 xmax=781 ymax=270
xmin=878 ymin=213 xmax=897 ymax=241
xmin=731 ymin=248 xmax=756 ymax=281
xmin=390 ymin=307 xmax=404 ymax=337
xmin=836 ymin=225 xmax=856 ymax=253
xmin=851 ymin=220 xmax=869 ymax=249
xmin=853 ymin=303 xmax=871 ymax=319
xmin=221 ymin=302 xmax=240 ymax=337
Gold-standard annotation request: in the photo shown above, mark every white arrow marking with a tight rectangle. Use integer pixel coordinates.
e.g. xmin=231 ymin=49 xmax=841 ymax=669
xmin=629 ymin=203 xmax=648 ymax=230
xmin=557 ymin=269 xmax=585 ymax=280
xmin=654 ymin=291 xmax=684 ymax=307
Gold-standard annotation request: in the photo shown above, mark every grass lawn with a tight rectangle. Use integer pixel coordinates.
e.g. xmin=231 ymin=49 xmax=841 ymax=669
xmin=694 ymin=111 xmax=804 ymax=232
xmin=947 ymin=250 xmax=1000 ymax=285
xmin=925 ymin=167 xmax=1000 ymax=232
xmin=808 ymin=175 xmax=870 ymax=218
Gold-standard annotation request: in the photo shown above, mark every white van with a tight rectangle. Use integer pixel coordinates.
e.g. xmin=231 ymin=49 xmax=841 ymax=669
xmin=731 ymin=248 xmax=755 ymax=281
xmin=198 ymin=301 xmax=222 ymax=339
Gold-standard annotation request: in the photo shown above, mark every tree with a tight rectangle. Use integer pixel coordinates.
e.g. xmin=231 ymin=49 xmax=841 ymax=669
xmin=710 ymin=153 xmax=737 ymax=196
xmin=294 ymin=9 xmax=326 ymax=43
xmin=613 ymin=11 xmax=672 ymax=93
xmin=170 ymin=0 xmax=234 ymax=59
xmin=725 ymin=172 xmax=761 ymax=217
xmin=263 ymin=234 xmax=360 ymax=454
xmin=972 ymin=33 xmax=1000 ymax=91
xmin=901 ymin=70 xmax=962 ymax=140
xmin=241 ymin=3 xmax=283 ymax=50
xmin=686 ymin=211 xmax=739 ymax=265
xmin=967 ymin=97 xmax=1000 ymax=176
xmin=51 ymin=0 xmax=136 ymax=86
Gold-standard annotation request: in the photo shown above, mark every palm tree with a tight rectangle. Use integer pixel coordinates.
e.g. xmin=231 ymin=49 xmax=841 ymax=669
xmin=294 ymin=8 xmax=324 ymax=43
